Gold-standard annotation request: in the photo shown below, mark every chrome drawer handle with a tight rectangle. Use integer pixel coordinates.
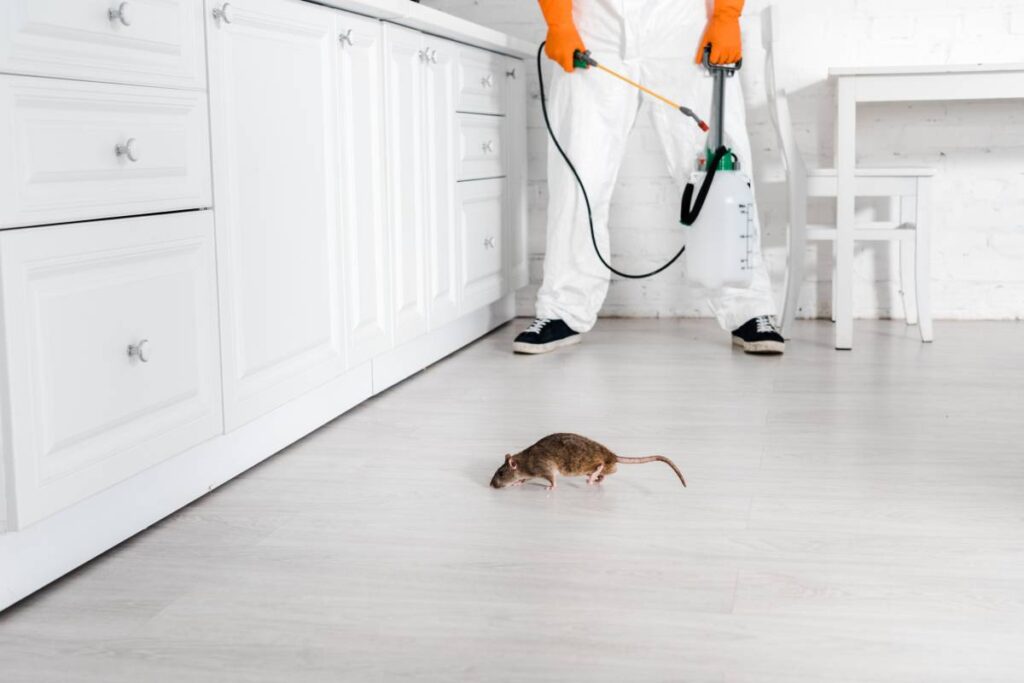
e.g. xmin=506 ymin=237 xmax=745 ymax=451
xmin=483 ymin=236 xmax=496 ymax=249
xmin=339 ymin=29 xmax=353 ymax=46
xmin=482 ymin=74 xmax=494 ymax=88
xmin=115 ymin=138 xmax=139 ymax=162
xmin=212 ymin=3 xmax=232 ymax=23
xmin=482 ymin=140 xmax=495 ymax=153
xmin=418 ymin=49 xmax=428 ymax=63
xmin=127 ymin=339 xmax=150 ymax=363
xmin=429 ymin=48 xmax=438 ymax=64
xmin=506 ymin=67 xmax=517 ymax=79
xmin=108 ymin=2 xmax=132 ymax=26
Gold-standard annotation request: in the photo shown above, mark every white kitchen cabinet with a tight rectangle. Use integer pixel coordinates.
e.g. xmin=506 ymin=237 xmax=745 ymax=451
xmin=383 ymin=24 xmax=430 ymax=345
xmin=457 ymin=46 xmax=507 ymax=115
xmin=0 ymin=76 xmax=211 ymax=229
xmin=423 ymin=35 xmax=461 ymax=331
xmin=459 ymin=177 xmax=508 ymax=312
xmin=0 ymin=0 xmax=531 ymax=609
xmin=383 ymin=27 xmax=465 ymax=340
xmin=0 ymin=0 xmax=206 ymax=90
xmin=458 ymin=113 xmax=507 ymax=182
xmin=0 ymin=212 xmax=222 ymax=528
xmin=505 ymin=56 xmax=529 ymax=290
xmin=206 ymin=0 xmax=347 ymax=429
xmin=336 ymin=12 xmax=393 ymax=367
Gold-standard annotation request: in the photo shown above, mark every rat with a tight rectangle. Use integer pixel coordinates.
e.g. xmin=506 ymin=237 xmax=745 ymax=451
xmin=489 ymin=433 xmax=686 ymax=490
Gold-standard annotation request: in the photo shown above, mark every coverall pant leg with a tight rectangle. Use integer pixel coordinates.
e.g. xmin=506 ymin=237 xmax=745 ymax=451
xmin=535 ymin=0 xmax=777 ymax=333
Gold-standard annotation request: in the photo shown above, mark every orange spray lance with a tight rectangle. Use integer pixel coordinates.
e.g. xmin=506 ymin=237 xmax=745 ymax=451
xmin=572 ymin=50 xmax=710 ymax=132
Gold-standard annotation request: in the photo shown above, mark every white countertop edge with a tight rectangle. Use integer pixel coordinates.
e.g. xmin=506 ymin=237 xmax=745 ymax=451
xmin=308 ymin=0 xmax=537 ymax=58
xmin=830 ymin=63 xmax=1024 ymax=77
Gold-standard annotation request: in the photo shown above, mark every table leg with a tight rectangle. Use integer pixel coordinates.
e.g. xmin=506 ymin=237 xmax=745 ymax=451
xmin=835 ymin=77 xmax=856 ymax=350
xmin=915 ymin=176 xmax=935 ymax=343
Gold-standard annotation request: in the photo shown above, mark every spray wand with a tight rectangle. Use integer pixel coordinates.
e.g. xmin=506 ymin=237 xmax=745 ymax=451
xmin=573 ymin=50 xmax=709 ymax=132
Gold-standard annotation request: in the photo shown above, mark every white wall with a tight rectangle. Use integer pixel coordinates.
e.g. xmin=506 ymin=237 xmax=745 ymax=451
xmin=424 ymin=0 xmax=1024 ymax=321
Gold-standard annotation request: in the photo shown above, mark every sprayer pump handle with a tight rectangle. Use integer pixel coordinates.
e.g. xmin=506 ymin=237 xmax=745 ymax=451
xmin=701 ymin=45 xmax=742 ymax=74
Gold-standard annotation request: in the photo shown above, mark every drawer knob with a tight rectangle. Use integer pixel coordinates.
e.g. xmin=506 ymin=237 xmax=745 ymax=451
xmin=482 ymin=74 xmax=494 ymax=88
xmin=127 ymin=339 xmax=150 ymax=364
xmin=108 ymin=2 xmax=132 ymax=27
xmin=212 ymin=3 xmax=232 ymax=23
xmin=506 ymin=67 xmax=517 ymax=80
xmin=339 ymin=29 xmax=353 ymax=47
xmin=483 ymin=236 xmax=496 ymax=249
xmin=418 ymin=49 xmax=428 ymax=63
xmin=115 ymin=138 xmax=139 ymax=163
xmin=482 ymin=140 xmax=495 ymax=153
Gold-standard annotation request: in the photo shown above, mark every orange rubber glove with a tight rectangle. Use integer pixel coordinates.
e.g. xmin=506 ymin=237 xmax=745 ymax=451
xmin=539 ymin=0 xmax=586 ymax=72
xmin=694 ymin=0 xmax=745 ymax=65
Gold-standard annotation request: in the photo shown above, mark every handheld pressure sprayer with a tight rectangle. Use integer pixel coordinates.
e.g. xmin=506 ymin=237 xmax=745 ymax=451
xmin=537 ymin=43 xmax=756 ymax=288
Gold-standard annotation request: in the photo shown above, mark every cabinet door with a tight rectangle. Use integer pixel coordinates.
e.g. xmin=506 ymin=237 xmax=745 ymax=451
xmin=423 ymin=35 xmax=460 ymax=330
xmin=505 ymin=56 xmax=529 ymax=290
xmin=460 ymin=178 xmax=507 ymax=312
xmin=336 ymin=12 xmax=391 ymax=367
xmin=383 ymin=24 xmax=429 ymax=346
xmin=207 ymin=0 xmax=346 ymax=430
xmin=0 ymin=212 xmax=222 ymax=528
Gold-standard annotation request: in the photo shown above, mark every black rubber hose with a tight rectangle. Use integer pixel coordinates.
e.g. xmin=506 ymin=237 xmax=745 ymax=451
xmin=537 ymin=42 xmax=689 ymax=280
xmin=680 ymin=145 xmax=729 ymax=226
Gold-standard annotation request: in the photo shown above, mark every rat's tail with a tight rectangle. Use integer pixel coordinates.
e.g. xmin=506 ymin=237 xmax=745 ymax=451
xmin=616 ymin=456 xmax=687 ymax=487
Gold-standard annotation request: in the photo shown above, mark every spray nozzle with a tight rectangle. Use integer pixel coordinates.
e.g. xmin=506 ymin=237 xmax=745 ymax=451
xmin=680 ymin=106 xmax=710 ymax=132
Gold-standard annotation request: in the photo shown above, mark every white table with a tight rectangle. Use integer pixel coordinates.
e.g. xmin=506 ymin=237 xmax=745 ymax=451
xmin=829 ymin=63 xmax=1024 ymax=349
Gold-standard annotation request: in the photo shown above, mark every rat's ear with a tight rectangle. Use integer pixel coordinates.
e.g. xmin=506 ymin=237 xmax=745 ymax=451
xmin=504 ymin=453 xmax=513 ymax=463
xmin=508 ymin=457 xmax=518 ymax=470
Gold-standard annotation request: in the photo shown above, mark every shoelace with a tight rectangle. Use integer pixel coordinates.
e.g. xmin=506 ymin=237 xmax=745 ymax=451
xmin=525 ymin=318 xmax=552 ymax=335
xmin=755 ymin=316 xmax=779 ymax=334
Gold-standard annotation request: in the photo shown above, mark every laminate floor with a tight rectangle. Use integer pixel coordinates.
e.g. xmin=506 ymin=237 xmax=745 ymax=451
xmin=1 ymin=320 xmax=1022 ymax=682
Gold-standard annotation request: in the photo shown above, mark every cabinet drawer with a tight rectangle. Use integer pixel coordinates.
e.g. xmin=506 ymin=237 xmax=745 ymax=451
xmin=458 ymin=113 xmax=507 ymax=181
xmin=457 ymin=47 xmax=507 ymax=115
xmin=459 ymin=178 xmax=507 ymax=312
xmin=0 ymin=211 xmax=223 ymax=528
xmin=0 ymin=76 xmax=212 ymax=229
xmin=0 ymin=0 xmax=205 ymax=89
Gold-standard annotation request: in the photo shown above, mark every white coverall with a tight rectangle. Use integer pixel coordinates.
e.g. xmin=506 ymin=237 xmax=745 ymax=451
xmin=535 ymin=0 xmax=777 ymax=333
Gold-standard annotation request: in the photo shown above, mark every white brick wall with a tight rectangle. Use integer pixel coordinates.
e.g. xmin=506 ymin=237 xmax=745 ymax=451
xmin=424 ymin=0 xmax=1024 ymax=321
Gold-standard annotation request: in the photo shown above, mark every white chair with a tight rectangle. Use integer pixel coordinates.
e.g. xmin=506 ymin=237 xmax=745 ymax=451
xmin=761 ymin=6 xmax=934 ymax=345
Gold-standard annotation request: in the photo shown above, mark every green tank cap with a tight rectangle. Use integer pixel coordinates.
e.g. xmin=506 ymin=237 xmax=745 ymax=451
xmin=706 ymin=147 xmax=738 ymax=171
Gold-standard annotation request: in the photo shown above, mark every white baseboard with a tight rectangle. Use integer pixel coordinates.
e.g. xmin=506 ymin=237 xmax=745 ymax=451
xmin=0 ymin=364 xmax=372 ymax=610
xmin=372 ymin=294 xmax=514 ymax=394
xmin=0 ymin=296 xmax=516 ymax=611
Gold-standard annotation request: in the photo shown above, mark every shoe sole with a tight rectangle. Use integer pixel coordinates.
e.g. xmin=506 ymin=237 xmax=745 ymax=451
xmin=513 ymin=335 xmax=582 ymax=355
xmin=732 ymin=336 xmax=786 ymax=355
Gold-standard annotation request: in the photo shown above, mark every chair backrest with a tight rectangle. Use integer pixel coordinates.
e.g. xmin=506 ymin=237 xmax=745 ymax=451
xmin=761 ymin=5 xmax=807 ymax=225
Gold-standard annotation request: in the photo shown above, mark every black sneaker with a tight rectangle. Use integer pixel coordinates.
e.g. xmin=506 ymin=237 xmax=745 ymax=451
xmin=732 ymin=316 xmax=786 ymax=355
xmin=513 ymin=318 xmax=581 ymax=355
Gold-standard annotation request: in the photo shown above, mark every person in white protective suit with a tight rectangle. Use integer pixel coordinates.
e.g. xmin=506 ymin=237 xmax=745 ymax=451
xmin=513 ymin=0 xmax=786 ymax=355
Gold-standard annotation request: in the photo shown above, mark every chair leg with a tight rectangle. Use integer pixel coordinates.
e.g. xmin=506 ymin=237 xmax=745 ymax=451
xmin=781 ymin=212 xmax=807 ymax=340
xmin=915 ymin=178 xmax=934 ymax=343
xmin=830 ymin=242 xmax=837 ymax=323
xmin=899 ymin=195 xmax=919 ymax=326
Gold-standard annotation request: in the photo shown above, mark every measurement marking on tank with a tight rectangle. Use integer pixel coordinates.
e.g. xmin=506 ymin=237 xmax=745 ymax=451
xmin=739 ymin=203 xmax=755 ymax=270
